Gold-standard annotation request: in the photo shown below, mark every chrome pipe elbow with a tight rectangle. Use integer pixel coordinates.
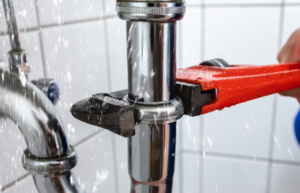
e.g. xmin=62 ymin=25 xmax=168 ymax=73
xmin=0 ymin=69 xmax=68 ymax=157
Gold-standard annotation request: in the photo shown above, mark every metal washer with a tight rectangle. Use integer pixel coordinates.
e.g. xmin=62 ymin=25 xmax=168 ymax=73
xmin=125 ymin=96 xmax=184 ymax=124
xmin=22 ymin=145 xmax=77 ymax=176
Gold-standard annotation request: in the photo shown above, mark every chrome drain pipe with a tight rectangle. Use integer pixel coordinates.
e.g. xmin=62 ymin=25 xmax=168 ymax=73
xmin=1 ymin=0 xmax=84 ymax=192
xmin=116 ymin=1 xmax=185 ymax=192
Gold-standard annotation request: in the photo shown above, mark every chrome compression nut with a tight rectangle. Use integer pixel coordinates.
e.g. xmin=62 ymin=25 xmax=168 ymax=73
xmin=116 ymin=1 xmax=186 ymax=22
xmin=125 ymin=96 xmax=184 ymax=124
xmin=22 ymin=145 xmax=77 ymax=176
xmin=8 ymin=49 xmax=30 ymax=75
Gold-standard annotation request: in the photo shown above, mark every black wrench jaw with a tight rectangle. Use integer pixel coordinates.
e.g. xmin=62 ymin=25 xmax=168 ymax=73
xmin=70 ymin=89 xmax=135 ymax=138
xmin=70 ymin=83 xmax=213 ymax=138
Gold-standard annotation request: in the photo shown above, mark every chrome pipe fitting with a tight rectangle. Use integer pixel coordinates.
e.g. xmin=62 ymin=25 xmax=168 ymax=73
xmin=117 ymin=1 xmax=185 ymax=192
xmin=22 ymin=145 xmax=77 ymax=176
xmin=0 ymin=69 xmax=69 ymax=158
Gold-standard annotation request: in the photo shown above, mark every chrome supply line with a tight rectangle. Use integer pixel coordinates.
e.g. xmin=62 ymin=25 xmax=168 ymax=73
xmin=2 ymin=0 xmax=30 ymax=75
xmin=2 ymin=0 xmax=20 ymax=50
xmin=117 ymin=1 xmax=185 ymax=192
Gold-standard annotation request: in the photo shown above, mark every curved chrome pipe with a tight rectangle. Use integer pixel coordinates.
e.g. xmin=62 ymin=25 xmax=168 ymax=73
xmin=0 ymin=68 xmax=68 ymax=157
xmin=33 ymin=172 xmax=85 ymax=193
xmin=0 ymin=69 xmax=86 ymax=193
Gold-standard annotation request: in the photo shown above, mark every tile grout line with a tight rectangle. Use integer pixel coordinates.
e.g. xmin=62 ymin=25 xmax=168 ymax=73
xmin=34 ymin=0 xmax=47 ymax=78
xmin=182 ymin=149 xmax=300 ymax=167
xmin=0 ymin=173 xmax=31 ymax=192
xmin=266 ymin=0 xmax=285 ymax=192
xmin=0 ymin=15 xmax=116 ymax=37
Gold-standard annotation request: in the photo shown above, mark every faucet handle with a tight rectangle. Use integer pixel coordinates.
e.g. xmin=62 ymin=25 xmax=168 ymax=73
xmin=31 ymin=78 xmax=60 ymax=105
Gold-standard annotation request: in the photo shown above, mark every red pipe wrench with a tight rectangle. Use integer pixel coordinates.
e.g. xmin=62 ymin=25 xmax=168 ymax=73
xmin=176 ymin=61 xmax=300 ymax=115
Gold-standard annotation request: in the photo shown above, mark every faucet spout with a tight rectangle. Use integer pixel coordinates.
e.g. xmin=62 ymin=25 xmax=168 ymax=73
xmin=0 ymin=69 xmax=69 ymax=157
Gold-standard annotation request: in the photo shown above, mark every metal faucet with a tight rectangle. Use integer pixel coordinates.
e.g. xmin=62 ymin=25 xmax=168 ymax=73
xmin=1 ymin=0 xmax=85 ymax=192
xmin=71 ymin=0 xmax=186 ymax=192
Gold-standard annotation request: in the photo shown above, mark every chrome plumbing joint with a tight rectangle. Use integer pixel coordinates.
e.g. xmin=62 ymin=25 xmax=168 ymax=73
xmin=117 ymin=1 xmax=185 ymax=192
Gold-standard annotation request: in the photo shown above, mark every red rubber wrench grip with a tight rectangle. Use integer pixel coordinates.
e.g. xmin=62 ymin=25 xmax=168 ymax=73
xmin=176 ymin=63 xmax=300 ymax=115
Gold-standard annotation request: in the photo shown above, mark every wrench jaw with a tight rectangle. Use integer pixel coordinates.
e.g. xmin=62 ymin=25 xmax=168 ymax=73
xmin=70 ymin=91 xmax=135 ymax=138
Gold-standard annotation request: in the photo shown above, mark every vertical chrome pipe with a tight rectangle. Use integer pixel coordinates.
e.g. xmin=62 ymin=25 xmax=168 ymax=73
xmin=127 ymin=22 xmax=177 ymax=192
xmin=129 ymin=123 xmax=176 ymax=193
xmin=117 ymin=2 xmax=185 ymax=192
xmin=127 ymin=21 xmax=176 ymax=103
xmin=2 ymin=0 xmax=30 ymax=75
xmin=2 ymin=0 xmax=21 ymax=50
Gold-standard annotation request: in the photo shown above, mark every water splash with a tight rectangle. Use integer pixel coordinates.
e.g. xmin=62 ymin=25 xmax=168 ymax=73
xmin=287 ymin=147 xmax=294 ymax=161
xmin=92 ymin=170 xmax=109 ymax=192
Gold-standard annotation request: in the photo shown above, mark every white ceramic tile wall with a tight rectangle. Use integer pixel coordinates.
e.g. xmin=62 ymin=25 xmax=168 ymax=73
xmin=204 ymin=7 xmax=280 ymax=64
xmin=105 ymin=18 xmax=127 ymax=91
xmin=103 ymin=0 xmax=116 ymax=16
xmin=181 ymin=7 xmax=202 ymax=68
xmin=203 ymin=156 xmax=268 ymax=193
xmin=286 ymin=0 xmax=300 ymax=3
xmin=204 ymin=0 xmax=281 ymax=4
xmin=72 ymin=131 xmax=117 ymax=193
xmin=0 ymin=0 xmax=299 ymax=193
xmin=37 ymin=0 xmax=103 ymax=26
xmin=186 ymin=0 xmax=202 ymax=5
xmin=181 ymin=153 xmax=201 ymax=192
xmin=0 ymin=36 xmax=9 ymax=61
xmin=0 ymin=117 xmax=27 ymax=188
xmin=41 ymin=21 xmax=108 ymax=145
xmin=269 ymin=163 xmax=300 ymax=193
xmin=2 ymin=175 xmax=37 ymax=193
xmin=271 ymin=6 xmax=300 ymax=163
xmin=180 ymin=115 xmax=202 ymax=152
xmin=113 ymin=135 xmax=130 ymax=193
xmin=281 ymin=6 xmax=300 ymax=44
xmin=203 ymin=96 xmax=274 ymax=158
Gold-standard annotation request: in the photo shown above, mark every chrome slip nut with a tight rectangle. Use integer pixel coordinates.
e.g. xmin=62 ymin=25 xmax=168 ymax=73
xmin=22 ymin=145 xmax=77 ymax=176
xmin=116 ymin=1 xmax=186 ymax=22
xmin=8 ymin=49 xmax=30 ymax=75
xmin=125 ymin=96 xmax=184 ymax=124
